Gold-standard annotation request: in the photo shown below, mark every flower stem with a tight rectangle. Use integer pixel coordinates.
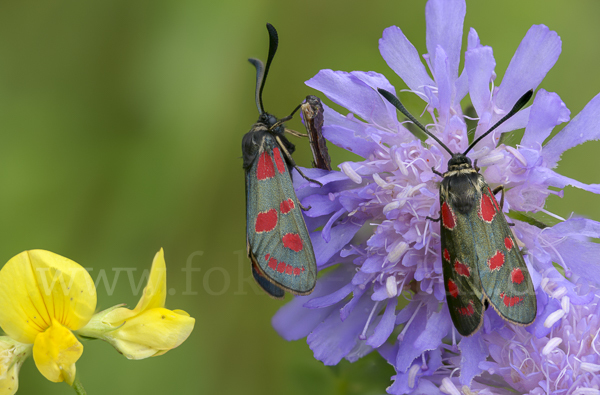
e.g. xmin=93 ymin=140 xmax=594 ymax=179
xmin=72 ymin=376 xmax=87 ymax=395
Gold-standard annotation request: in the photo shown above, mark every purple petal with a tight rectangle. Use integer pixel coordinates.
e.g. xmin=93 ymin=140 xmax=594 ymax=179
xmin=379 ymin=26 xmax=434 ymax=95
xmin=527 ymin=295 xmax=560 ymax=338
xmin=413 ymin=307 xmax=451 ymax=351
xmin=306 ymin=70 xmax=398 ymax=129
xmin=495 ymin=25 xmax=561 ymax=111
xmin=340 ymin=286 xmax=367 ymax=321
xmin=531 ymin=167 xmax=600 ymax=194
xmin=458 ymin=332 xmax=489 ymax=386
xmin=433 ymin=46 xmax=451 ymax=120
xmin=543 ymin=92 xmax=600 ymax=168
xmin=366 ymin=297 xmax=398 ymax=348
xmin=307 ymin=295 xmax=373 ymax=365
xmin=395 ymin=305 xmax=428 ymax=372
xmin=543 ymin=218 xmax=600 ymax=283
xmin=302 ymin=193 xmax=342 ymax=218
xmin=521 ymin=89 xmax=570 ymax=149
xmin=425 ymin=0 xmax=466 ymax=82
xmin=303 ymin=282 xmax=354 ymax=309
xmin=311 ymin=219 xmax=363 ymax=268
xmin=465 ymin=44 xmax=495 ymax=116
xmin=322 ymin=208 xmax=346 ymax=243
xmin=272 ymin=265 xmax=355 ymax=340
xmin=388 ymin=376 xmax=443 ymax=395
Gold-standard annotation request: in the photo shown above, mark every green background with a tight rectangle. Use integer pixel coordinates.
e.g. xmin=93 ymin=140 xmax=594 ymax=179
xmin=1 ymin=0 xmax=599 ymax=394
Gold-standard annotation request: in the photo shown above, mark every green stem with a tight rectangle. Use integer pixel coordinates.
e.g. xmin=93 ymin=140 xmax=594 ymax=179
xmin=72 ymin=376 xmax=87 ymax=395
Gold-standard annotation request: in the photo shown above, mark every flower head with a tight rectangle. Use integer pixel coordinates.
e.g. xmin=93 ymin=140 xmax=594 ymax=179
xmin=78 ymin=249 xmax=195 ymax=360
xmin=0 ymin=250 xmax=96 ymax=385
xmin=273 ymin=0 xmax=600 ymax=393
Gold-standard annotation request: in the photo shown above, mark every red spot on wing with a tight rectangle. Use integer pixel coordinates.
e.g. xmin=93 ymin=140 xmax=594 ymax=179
xmin=441 ymin=202 xmax=456 ymax=230
xmin=504 ymin=237 xmax=514 ymax=250
xmin=286 ymin=265 xmax=293 ymax=275
xmin=448 ymin=279 xmax=458 ymax=298
xmin=502 ymin=294 xmax=523 ymax=307
xmin=487 ymin=250 xmax=505 ymax=271
xmin=255 ymin=209 xmax=278 ymax=233
xmin=454 ymin=259 xmax=470 ymax=277
xmin=282 ymin=233 xmax=303 ymax=252
xmin=443 ymin=248 xmax=451 ymax=262
xmin=458 ymin=301 xmax=475 ymax=316
xmin=511 ymin=268 xmax=525 ymax=284
xmin=479 ymin=194 xmax=497 ymax=223
xmin=277 ymin=261 xmax=286 ymax=273
xmin=264 ymin=254 xmax=270 ymax=261
xmin=488 ymin=188 xmax=501 ymax=211
xmin=293 ymin=267 xmax=301 ymax=276
xmin=268 ymin=257 xmax=278 ymax=270
xmin=280 ymin=198 xmax=295 ymax=214
xmin=257 ymin=152 xmax=275 ymax=180
xmin=273 ymin=147 xmax=286 ymax=174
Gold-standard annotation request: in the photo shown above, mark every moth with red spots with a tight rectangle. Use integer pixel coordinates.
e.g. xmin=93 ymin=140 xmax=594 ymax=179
xmin=379 ymin=88 xmax=537 ymax=336
xmin=243 ymin=23 xmax=319 ymax=299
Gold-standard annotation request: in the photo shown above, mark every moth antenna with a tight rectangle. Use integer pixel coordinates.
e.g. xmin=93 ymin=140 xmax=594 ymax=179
xmin=378 ymin=88 xmax=454 ymax=156
xmin=463 ymin=89 xmax=533 ymax=155
xmin=248 ymin=23 xmax=279 ymax=115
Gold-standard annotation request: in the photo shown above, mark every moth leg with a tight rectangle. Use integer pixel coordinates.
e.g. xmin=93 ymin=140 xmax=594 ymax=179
xmin=492 ymin=185 xmax=515 ymax=225
xmin=473 ymin=159 xmax=480 ymax=173
xmin=275 ymin=135 xmax=323 ymax=186
xmin=432 ymin=167 xmax=443 ymax=177
xmin=492 ymin=185 xmax=505 ymax=210
xmin=426 ymin=213 xmax=441 ymax=222
xmin=284 ymin=128 xmax=308 ymax=138
xmin=299 ymin=202 xmax=312 ymax=211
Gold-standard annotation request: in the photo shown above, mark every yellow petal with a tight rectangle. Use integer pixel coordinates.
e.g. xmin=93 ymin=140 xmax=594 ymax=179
xmin=104 ymin=307 xmax=194 ymax=360
xmin=0 ymin=250 xmax=97 ymax=343
xmin=134 ymin=249 xmax=167 ymax=312
xmin=103 ymin=249 xmax=166 ymax=325
xmin=33 ymin=319 xmax=82 ymax=385
xmin=0 ymin=361 xmax=21 ymax=395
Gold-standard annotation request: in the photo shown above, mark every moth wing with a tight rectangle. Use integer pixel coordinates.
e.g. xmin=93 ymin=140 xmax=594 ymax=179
xmin=246 ymin=135 xmax=317 ymax=295
xmin=440 ymin=200 xmax=486 ymax=337
xmin=474 ymin=186 xmax=537 ymax=326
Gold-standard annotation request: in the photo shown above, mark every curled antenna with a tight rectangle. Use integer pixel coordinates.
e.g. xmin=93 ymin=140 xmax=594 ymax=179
xmin=248 ymin=23 xmax=279 ymax=115
xmin=378 ymin=88 xmax=534 ymax=156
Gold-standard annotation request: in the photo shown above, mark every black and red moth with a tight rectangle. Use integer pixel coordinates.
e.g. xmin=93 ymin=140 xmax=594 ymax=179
xmin=378 ymin=88 xmax=537 ymax=336
xmin=243 ymin=23 xmax=318 ymax=299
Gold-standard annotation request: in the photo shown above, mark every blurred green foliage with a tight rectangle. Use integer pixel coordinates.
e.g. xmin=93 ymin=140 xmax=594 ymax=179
xmin=0 ymin=0 xmax=598 ymax=393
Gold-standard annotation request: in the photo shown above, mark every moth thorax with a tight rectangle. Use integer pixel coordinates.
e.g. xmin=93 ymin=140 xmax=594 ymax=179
xmin=258 ymin=112 xmax=284 ymax=135
xmin=447 ymin=154 xmax=473 ymax=172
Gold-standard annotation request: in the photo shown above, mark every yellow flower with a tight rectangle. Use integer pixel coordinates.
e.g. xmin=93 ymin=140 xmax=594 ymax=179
xmin=0 ymin=337 xmax=31 ymax=395
xmin=78 ymin=249 xmax=194 ymax=360
xmin=0 ymin=250 xmax=96 ymax=385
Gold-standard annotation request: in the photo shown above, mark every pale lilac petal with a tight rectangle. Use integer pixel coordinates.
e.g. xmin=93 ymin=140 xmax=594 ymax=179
xmin=465 ymin=45 xmax=495 ymax=116
xmin=388 ymin=349 xmax=443 ymax=395
xmin=303 ymin=282 xmax=354 ymax=309
xmin=307 ymin=296 xmax=373 ymax=365
xmin=459 ymin=332 xmax=489 ymax=386
xmin=273 ymin=266 xmax=355 ymax=340
xmin=340 ymin=286 xmax=367 ymax=321
xmin=302 ymin=193 xmax=342 ymax=217
xmin=388 ymin=376 xmax=443 ymax=395
xmin=414 ymin=308 xmax=451 ymax=350
xmin=306 ymin=70 xmax=398 ymax=129
xmin=380 ymin=26 xmax=435 ymax=94
xmin=425 ymin=0 xmax=466 ymax=81
xmin=543 ymin=92 xmax=600 ymax=167
xmin=311 ymin=220 xmax=363 ymax=268
xmin=366 ymin=297 xmax=398 ymax=348
xmin=531 ymin=167 xmax=600 ymax=194
xmin=495 ymin=25 xmax=561 ymax=111
xmin=434 ymin=46 xmax=451 ymax=120
xmin=521 ymin=89 xmax=570 ymax=149
xmin=395 ymin=306 xmax=428 ymax=371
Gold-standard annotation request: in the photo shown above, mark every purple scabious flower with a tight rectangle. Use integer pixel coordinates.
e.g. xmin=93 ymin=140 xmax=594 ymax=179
xmin=272 ymin=0 xmax=600 ymax=393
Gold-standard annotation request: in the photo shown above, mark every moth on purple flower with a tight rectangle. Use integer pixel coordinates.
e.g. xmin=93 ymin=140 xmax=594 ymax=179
xmin=243 ymin=23 xmax=319 ymax=298
xmin=379 ymin=88 xmax=537 ymax=336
